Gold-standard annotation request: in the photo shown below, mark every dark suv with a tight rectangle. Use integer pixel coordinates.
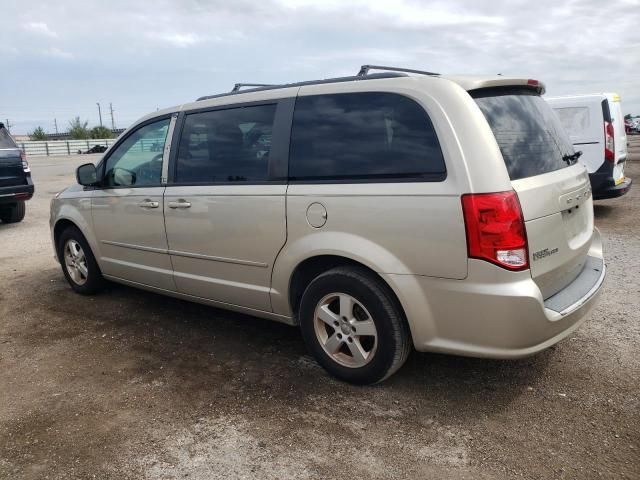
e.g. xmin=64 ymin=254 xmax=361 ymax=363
xmin=0 ymin=123 xmax=33 ymax=223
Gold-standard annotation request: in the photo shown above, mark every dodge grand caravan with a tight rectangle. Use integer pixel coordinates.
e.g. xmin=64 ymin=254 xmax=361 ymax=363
xmin=50 ymin=66 xmax=605 ymax=384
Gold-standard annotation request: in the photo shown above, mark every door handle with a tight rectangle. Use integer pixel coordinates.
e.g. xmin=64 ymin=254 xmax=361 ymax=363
xmin=168 ymin=199 xmax=191 ymax=209
xmin=138 ymin=200 xmax=159 ymax=208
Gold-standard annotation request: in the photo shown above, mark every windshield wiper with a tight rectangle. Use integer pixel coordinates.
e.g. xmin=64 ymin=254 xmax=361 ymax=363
xmin=562 ymin=150 xmax=583 ymax=165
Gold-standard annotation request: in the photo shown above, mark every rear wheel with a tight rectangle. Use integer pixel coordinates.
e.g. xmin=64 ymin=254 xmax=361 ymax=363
xmin=299 ymin=266 xmax=411 ymax=384
xmin=57 ymin=226 xmax=105 ymax=294
xmin=0 ymin=201 xmax=25 ymax=223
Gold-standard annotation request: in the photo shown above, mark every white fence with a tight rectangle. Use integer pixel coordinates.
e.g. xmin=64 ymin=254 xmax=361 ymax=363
xmin=18 ymin=139 xmax=117 ymax=157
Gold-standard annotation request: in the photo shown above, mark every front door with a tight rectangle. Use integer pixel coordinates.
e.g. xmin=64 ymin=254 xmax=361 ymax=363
xmin=163 ymin=101 xmax=289 ymax=311
xmin=92 ymin=116 xmax=175 ymax=290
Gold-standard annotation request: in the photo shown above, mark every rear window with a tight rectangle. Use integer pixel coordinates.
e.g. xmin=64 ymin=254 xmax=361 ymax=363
xmin=289 ymin=92 xmax=446 ymax=181
xmin=0 ymin=127 xmax=18 ymax=149
xmin=553 ymin=107 xmax=590 ymax=138
xmin=473 ymin=89 xmax=575 ymax=181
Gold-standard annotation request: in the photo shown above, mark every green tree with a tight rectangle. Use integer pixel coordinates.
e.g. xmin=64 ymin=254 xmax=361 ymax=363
xmin=29 ymin=126 xmax=47 ymax=140
xmin=90 ymin=126 xmax=113 ymax=139
xmin=625 ymin=114 xmax=632 ymax=120
xmin=68 ymin=117 xmax=90 ymax=139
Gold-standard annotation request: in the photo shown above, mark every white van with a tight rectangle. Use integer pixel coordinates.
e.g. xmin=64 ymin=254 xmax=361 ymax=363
xmin=547 ymin=93 xmax=632 ymax=199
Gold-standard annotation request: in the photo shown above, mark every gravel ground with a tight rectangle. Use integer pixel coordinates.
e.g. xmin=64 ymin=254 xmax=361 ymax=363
xmin=1 ymin=139 xmax=639 ymax=479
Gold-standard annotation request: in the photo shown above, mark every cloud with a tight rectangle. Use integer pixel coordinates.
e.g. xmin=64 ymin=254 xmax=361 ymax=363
xmin=43 ymin=47 xmax=74 ymax=59
xmin=147 ymin=32 xmax=201 ymax=48
xmin=1 ymin=0 xmax=639 ymax=134
xmin=23 ymin=21 xmax=58 ymax=37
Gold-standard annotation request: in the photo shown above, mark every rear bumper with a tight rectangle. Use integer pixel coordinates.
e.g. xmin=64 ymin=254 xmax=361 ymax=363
xmin=593 ymin=177 xmax=632 ymax=200
xmin=0 ymin=177 xmax=34 ymax=204
xmin=589 ymin=161 xmax=632 ymax=199
xmin=383 ymin=228 xmax=605 ymax=359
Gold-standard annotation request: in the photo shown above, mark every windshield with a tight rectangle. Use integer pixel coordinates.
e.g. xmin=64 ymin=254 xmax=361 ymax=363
xmin=473 ymin=88 xmax=575 ymax=181
xmin=0 ymin=127 xmax=18 ymax=149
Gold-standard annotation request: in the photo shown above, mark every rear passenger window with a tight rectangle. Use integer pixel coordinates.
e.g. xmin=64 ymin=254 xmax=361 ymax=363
xmin=175 ymin=104 xmax=276 ymax=183
xmin=289 ymin=92 xmax=445 ymax=181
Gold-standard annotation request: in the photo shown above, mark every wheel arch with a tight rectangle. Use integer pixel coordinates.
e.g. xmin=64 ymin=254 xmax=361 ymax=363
xmin=271 ymin=232 xmax=414 ymax=316
xmin=283 ymin=254 xmax=408 ymax=332
xmin=52 ymin=212 xmax=100 ymax=266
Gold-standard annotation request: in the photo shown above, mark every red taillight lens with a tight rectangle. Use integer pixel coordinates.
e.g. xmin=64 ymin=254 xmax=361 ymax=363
xmin=20 ymin=150 xmax=30 ymax=172
xmin=461 ymin=191 xmax=529 ymax=271
xmin=604 ymin=121 xmax=615 ymax=162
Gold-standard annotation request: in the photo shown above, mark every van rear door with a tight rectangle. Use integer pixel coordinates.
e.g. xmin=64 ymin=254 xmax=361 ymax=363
xmin=474 ymin=89 xmax=597 ymax=299
xmin=547 ymin=97 xmax=603 ymax=174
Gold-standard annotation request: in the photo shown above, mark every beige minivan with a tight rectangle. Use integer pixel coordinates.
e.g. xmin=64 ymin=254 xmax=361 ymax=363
xmin=50 ymin=66 xmax=605 ymax=384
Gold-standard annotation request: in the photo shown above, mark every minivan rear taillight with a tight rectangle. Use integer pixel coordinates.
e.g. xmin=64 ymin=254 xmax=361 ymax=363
xmin=461 ymin=191 xmax=529 ymax=271
xmin=604 ymin=121 xmax=615 ymax=162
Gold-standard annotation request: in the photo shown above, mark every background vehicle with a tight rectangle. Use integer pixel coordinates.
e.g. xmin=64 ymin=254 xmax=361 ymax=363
xmin=547 ymin=93 xmax=632 ymax=199
xmin=0 ymin=122 xmax=33 ymax=223
xmin=51 ymin=66 xmax=605 ymax=384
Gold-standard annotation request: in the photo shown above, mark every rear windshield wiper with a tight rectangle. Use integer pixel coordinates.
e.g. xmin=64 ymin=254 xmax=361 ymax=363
xmin=562 ymin=151 xmax=583 ymax=165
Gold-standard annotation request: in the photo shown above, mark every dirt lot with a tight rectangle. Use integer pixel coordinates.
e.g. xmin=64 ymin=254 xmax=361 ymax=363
xmin=1 ymin=139 xmax=639 ymax=479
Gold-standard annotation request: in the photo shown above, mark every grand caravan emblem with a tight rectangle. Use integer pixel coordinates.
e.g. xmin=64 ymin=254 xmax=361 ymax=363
xmin=533 ymin=247 xmax=559 ymax=261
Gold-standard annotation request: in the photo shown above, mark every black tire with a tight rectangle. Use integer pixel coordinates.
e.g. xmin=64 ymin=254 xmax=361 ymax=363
xmin=299 ymin=266 xmax=411 ymax=385
xmin=57 ymin=226 xmax=105 ymax=295
xmin=0 ymin=201 xmax=25 ymax=223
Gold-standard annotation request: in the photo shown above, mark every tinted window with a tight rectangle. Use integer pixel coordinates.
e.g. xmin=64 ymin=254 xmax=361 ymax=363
xmin=103 ymin=118 xmax=169 ymax=187
xmin=289 ymin=92 xmax=445 ymax=181
xmin=176 ymin=104 xmax=276 ymax=183
xmin=474 ymin=90 xmax=575 ymax=181
xmin=0 ymin=127 xmax=17 ymax=149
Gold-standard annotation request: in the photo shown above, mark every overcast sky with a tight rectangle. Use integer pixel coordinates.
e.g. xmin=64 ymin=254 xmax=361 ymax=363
xmin=1 ymin=0 xmax=639 ymax=134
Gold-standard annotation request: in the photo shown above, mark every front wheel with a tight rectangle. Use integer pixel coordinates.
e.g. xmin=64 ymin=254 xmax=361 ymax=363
xmin=57 ymin=226 xmax=105 ymax=295
xmin=299 ymin=266 xmax=411 ymax=384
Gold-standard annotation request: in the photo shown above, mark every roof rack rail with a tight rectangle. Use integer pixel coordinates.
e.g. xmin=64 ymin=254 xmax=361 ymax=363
xmin=231 ymin=83 xmax=277 ymax=92
xmin=196 ymin=72 xmax=407 ymax=101
xmin=357 ymin=65 xmax=439 ymax=77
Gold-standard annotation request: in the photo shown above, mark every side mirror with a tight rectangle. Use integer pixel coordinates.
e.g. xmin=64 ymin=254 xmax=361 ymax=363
xmin=76 ymin=163 xmax=98 ymax=186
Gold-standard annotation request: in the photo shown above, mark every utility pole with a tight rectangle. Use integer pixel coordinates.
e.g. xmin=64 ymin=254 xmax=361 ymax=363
xmin=5 ymin=119 xmax=11 ymax=132
xmin=96 ymin=102 xmax=103 ymax=127
xmin=109 ymin=103 xmax=115 ymax=130
xmin=54 ymin=118 xmax=59 ymax=134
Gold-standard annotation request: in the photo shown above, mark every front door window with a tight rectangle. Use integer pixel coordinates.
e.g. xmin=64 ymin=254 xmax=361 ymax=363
xmin=103 ymin=119 xmax=170 ymax=187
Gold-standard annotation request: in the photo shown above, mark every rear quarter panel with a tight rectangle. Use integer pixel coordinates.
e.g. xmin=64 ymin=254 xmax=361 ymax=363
xmin=270 ymin=76 xmax=511 ymax=317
